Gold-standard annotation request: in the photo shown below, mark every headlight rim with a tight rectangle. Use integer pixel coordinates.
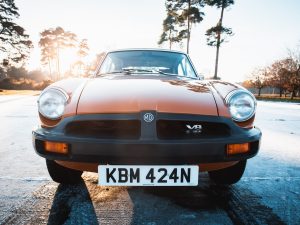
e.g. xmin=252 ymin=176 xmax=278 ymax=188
xmin=225 ymin=89 xmax=256 ymax=122
xmin=38 ymin=88 xmax=69 ymax=120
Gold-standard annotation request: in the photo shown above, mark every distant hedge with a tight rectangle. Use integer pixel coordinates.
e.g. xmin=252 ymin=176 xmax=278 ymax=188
xmin=255 ymin=95 xmax=300 ymax=103
xmin=0 ymin=78 xmax=52 ymax=90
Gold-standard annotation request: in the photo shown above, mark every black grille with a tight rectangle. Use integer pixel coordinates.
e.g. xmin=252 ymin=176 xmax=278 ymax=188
xmin=65 ymin=120 xmax=141 ymax=139
xmin=157 ymin=120 xmax=230 ymax=140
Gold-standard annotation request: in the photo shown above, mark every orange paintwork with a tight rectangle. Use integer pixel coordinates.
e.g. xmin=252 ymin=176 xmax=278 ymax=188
xmin=56 ymin=160 xmax=238 ymax=173
xmin=207 ymin=81 xmax=231 ymax=118
xmin=77 ymin=76 xmax=218 ymax=116
xmin=39 ymin=77 xmax=256 ymax=128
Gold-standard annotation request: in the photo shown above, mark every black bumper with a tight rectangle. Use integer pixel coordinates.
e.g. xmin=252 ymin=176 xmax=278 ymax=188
xmin=32 ymin=112 xmax=262 ymax=165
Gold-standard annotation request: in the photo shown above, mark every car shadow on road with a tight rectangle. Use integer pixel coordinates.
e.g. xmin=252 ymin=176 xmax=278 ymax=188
xmin=126 ymin=175 xmax=233 ymax=224
xmin=127 ymin=174 xmax=286 ymax=225
xmin=47 ymin=179 xmax=98 ymax=225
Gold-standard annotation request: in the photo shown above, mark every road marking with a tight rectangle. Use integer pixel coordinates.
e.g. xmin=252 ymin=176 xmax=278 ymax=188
xmin=0 ymin=177 xmax=50 ymax=181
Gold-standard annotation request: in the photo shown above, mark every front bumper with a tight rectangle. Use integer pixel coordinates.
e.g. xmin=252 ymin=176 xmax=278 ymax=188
xmin=32 ymin=112 xmax=262 ymax=165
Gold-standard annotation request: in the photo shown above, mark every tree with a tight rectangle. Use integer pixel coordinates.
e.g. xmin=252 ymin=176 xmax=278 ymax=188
xmin=266 ymin=60 xmax=288 ymax=97
xmin=159 ymin=0 xmax=204 ymax=53
xmin=241 ymin=79 xmax=252 ymax=89
xmin=39 ymin=35 xmax=56 ymax=79
xmin=205 ymin=0 xmax=234 ymax=79
xmin=0 ymin=66 xmax=6 ymax=80
xmin=6 ymin=65 xmax=28 ymax=79
xmin=279 ymin=58 xmax=300 ymax=99
xmin=74 ymin=39 xmax=89 ymax=76
xmin=0 ymin=0 xmax=32 ymax=68
xmin=77 ymin=39 xmax=89 ymax=59
xmin=28 ymin=70 xmax=47 ymax=82
xmin=177 ymin=0 xmax=204 ymax=54
xmin=39 ymin=27 xmax=77 ymax=80
xmin=158 ymin=6 xmax=179 ymax=49
xmin=287 ymin=44 xmax=300 ymax=99
xmin=249 ymin=68 xmax=267 ymax=96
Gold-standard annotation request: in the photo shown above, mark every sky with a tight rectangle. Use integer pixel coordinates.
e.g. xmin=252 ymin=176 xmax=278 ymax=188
xmin=14 ymin=0 xmax=300 ymax=82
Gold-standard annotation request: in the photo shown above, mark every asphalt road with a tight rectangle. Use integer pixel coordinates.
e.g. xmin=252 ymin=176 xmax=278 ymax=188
xmin=0 ymin=95 xmax=299 ymax=225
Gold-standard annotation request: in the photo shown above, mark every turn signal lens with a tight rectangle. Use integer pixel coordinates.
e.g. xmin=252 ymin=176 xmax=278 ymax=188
xmin=44 ymin=141 xmax=68 ymax=154
xmin=227 ymin=143 xmax=249 ymax=155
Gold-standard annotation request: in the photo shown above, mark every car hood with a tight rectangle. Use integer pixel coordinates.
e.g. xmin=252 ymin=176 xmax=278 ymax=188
xmin=77 ymin=76 xmax=218 ymax=116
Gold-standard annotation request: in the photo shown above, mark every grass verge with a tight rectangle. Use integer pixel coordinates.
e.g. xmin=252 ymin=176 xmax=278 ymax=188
xmin=0 ymin=89 xmax=40 ymax=96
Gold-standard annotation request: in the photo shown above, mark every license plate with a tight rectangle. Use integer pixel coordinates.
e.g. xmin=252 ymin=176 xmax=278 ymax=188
xmin=98 ymin=165 xmax=199 ymax=186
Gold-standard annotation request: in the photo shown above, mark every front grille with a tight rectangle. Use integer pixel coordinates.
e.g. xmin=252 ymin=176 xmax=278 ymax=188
xmin=157 ymin=120 xmax=230 ymax=140
xmin=65 ymin=120 xmax=141 ymax=139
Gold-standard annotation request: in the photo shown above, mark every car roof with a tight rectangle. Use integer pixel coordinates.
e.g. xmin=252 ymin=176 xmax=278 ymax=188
xmin=106 ymin=48 xmax=188 ymax=55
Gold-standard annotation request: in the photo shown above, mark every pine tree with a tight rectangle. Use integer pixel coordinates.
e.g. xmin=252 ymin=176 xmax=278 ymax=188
xmin=159 ymin=0 xmax=204 ymax=54
xmin=39 ymin=27 xmax=77 ymax=80
xmin=0 ymin=0 xmax=32 ymax=69
xmin=205 ymin=0 xmax=234 ymax=79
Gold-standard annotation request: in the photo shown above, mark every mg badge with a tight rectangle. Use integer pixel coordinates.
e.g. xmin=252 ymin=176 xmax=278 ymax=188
xmin=143 ymin=113 xmax=154 ymax=123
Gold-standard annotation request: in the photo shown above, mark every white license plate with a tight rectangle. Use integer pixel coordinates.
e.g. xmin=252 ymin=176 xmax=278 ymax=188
xmin=98 ymin=165 xmax=199 ymax=186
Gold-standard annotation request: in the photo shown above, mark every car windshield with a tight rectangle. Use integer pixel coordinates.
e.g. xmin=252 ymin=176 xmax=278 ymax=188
xmin=98 ymin=50 xmax=198 ymax=78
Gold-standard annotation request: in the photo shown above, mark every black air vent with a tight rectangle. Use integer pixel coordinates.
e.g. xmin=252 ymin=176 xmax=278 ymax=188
xmin=157 ymin=120 xmax=230 ymax=140
xmin=65 ymin=120 xmax=141 ymax=139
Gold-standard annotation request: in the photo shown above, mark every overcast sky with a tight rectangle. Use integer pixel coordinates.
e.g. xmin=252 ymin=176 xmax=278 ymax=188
xmin=15 ymin=0 xmax=300 ymax=82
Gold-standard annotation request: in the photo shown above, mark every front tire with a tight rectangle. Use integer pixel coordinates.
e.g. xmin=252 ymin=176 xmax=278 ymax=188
xmin=46 ymin=159 xmax=83 ymax=184
xmin=208 ymin=160 xmax=247 ymax=185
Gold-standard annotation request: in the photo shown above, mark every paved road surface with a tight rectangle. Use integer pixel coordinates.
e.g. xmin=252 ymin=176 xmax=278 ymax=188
xmin=0 ymin=95 xmax=299 ymax=225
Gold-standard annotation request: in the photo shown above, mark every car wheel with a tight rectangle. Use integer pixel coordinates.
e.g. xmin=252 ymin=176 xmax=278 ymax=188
xmin=208 ymin=160 xmax=247 ymax=185
xmin=46 ymin=159 xmax=83 ymax=184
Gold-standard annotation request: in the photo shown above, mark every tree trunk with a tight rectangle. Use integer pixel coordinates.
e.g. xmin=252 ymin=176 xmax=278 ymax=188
xmin=258 ymin=88 xmax=261 ymax=97
xmin=214 ymin=43 xmax=220 ymax=80
xmin=47 ymin=57 xmax=52 ymax=80
xmin=186 ymin=0 xmax=191 ymax=54
xmin=79 ymin=57 xmax=83 ymax=77
xmin=56 ymin=45 xmax=61 ymax=81
xmin=279 ymin=88 xmax=283 ymax=97
xmin=213 ymin=1 xmax=225 ymax=80
xmin=291 ymin=88 xmax=295 ymax=100
xmin=169 ymin=29 xmax=172 ymax=50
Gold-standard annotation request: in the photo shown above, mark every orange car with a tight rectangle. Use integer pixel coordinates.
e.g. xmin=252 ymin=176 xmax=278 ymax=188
xmin=32 ymin=49 xmax=261 ymax=186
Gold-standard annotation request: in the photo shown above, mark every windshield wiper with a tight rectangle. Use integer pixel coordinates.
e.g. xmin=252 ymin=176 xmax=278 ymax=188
xmin=122 ymin=68 xmax=179 ymax=76
xmin=97 ymin=69 xmax=146 ymax=76
xmin=96 ymin=71 xmax=124 ymax=76
xmin=97 ymin=68 xmax=179 ymax=77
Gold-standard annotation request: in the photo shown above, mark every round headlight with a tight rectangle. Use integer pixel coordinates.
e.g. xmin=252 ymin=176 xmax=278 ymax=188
xmin=38 ymin=88 xmax=68 ymax=120
xmin=226 ymin=90 xmax=256 ymax=122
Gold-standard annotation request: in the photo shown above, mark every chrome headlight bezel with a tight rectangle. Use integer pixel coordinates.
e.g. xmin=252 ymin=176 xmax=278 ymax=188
xmin=38 ymin=88 xmax=69 ymax=120
xmin=225 ymin=89 xmax=256 ymax=122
